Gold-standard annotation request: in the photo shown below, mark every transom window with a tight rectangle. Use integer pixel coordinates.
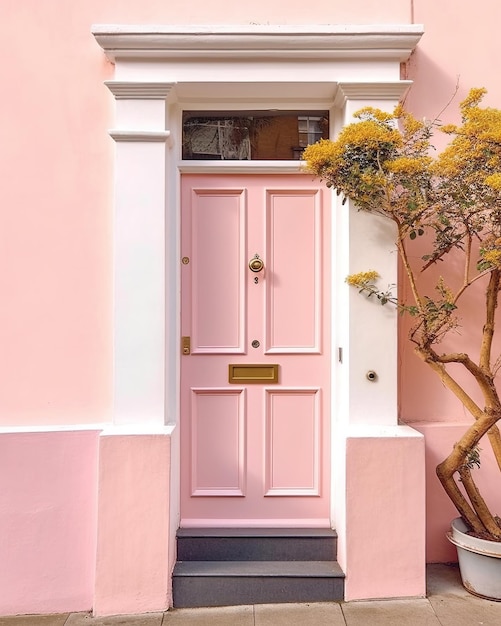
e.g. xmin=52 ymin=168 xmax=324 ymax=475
xmin=182 ymin=111 xmax=329 ymax=161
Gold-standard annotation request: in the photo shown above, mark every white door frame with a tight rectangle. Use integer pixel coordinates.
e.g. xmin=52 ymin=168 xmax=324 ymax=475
xmin=93 ymin=24 xmax=426 ymax=600
xmin=92 ymin=22 xmax=423 ymax=421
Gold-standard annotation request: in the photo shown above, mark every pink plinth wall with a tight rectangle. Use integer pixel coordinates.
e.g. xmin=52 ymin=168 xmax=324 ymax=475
xmin=412 ymin=422 xmax=501 ymax=563
xmin=343 ymin=432 xmax=426 ymax=600
xmin=0 ymin=430 xmax=99 ymax=615
xmin=93 ymin=433 xmax=172 ymax=616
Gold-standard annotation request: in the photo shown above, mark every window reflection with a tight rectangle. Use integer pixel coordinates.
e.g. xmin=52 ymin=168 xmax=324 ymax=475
xmin=182 ymin=111 xmax=329 ymax=160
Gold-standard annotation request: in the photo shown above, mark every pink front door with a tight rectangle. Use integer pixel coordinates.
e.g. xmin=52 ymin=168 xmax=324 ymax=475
xmin=180 ymin=174 xmax=331 ymax=527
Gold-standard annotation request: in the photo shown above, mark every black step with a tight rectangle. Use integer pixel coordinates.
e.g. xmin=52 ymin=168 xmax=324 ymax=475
xmin=172 ymin=560 xmax=345 ymax=608
xmin=176 ymin=527 xmax=338 ymax=561
xmin=173 ymin=527 xmax=344 ymax=607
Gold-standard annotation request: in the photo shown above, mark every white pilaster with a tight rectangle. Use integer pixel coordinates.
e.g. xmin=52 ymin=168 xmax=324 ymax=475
xmin=334 ymin=81 xmax=412 ymax=428
xmin=331 ymin=82 xmax=426 ymax=600
xmin=107 ymin=81 xmax=174 ymax=426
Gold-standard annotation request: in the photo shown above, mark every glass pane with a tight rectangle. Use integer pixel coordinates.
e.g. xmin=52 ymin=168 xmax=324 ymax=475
xmin=182 ymin=111 xmax=329 ymax=160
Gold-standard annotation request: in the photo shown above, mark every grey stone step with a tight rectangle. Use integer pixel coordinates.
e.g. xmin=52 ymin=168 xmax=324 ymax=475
xmin=172 ymin=560 xmax=345 ymax=607
xmin=176 ymin=527 xmax=338 ymax=561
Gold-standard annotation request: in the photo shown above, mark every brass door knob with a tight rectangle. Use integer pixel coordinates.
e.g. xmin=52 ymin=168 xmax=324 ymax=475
xmin=249 ymin=254 xmax=264 ymax=272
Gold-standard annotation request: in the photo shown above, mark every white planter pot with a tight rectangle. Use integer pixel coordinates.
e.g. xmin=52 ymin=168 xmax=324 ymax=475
xmin=447 ymin=517 xmax=501 ymax=600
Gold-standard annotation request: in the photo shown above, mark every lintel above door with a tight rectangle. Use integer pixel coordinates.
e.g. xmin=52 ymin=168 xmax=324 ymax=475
xmin=92 ymin=24 xmax=424 ymax=62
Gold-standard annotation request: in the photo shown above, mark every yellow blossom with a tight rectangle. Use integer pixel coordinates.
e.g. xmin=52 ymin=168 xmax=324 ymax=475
xmin=354 ymin=107 xmax=396 ymax=123
xmin=481 ymin=249 xmax=501 ymax=267
xmin=345 ymin=270 xmax=380 ymax=286
xmin=460 ymin=87 xmax=487 ymax=114
xmin=385 ymin=156 xmax=432 ymax=175
xmin=485 ymin=173 xmax=501 ymax=190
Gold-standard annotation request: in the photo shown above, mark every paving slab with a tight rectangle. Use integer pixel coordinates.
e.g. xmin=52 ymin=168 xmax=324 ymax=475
xmin=255 ymin=602 xmax=346 ymax=625
xmin=427 ymin=563 xmax=501 ymax=626
xmin=341 ymin=598 xmax=440 ymax=625
xmin=65 ymin=612 xmax=164 ymax=625
xmin=0 ymin=615 xmax=69 ymax=626
xmin=426 ymin=562 xmax=466 ymax=596
xmin=162 ymin=605 xmax=253 ymax=625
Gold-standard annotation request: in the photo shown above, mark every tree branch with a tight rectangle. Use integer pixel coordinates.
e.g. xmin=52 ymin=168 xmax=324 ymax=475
xmin=415 ymin=347 xmax=485 ymax=421
xmin=480 ymin=269 xmax=501 ymax=372
xmin=457 ymin=466 xmax=501 ymax=538
xmin=436 ymin=462 xmax=487 ymax=535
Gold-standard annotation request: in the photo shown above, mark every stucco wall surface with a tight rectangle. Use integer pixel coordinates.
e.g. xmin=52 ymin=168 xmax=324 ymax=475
xmin=344 ymin=432 xmax=426 ymax=600
xmin=401 ymin=0 xmax=501 ymax=423
xmin=0 ymin=0 xmax=414 ymax=421
xmin=397 ymin=0 xmax=501 ymax=562
xmin=94 ymin=433 xmax=172 ymax=616
xmin=1 ymin=0 xmax=501 ymax=616
xmin=0 ymin=431 xmax=99 ymax=615
xmin=2 ymin=0 xmax=500 ymax=426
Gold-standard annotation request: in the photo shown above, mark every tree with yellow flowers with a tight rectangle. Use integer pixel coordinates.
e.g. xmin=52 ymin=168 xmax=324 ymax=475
xmin=304 ymin=89 xmax=501 ymax=541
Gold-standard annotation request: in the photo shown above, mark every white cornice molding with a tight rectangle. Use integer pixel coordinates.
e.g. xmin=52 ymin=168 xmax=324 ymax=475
xmin=100 ymin=423 xmax=176 ymax=436
xmin=334 ymin=80 xmax=413 ymax=106
xmin=109 ymin=130 xmax=171 ymax=143
xmin=178 ymin=161 xmax=305 ymax=174
xmin=105 ymin=81 xmax=176 ymax=99
xmin=92 ymin=24 xmax=424 ymax=62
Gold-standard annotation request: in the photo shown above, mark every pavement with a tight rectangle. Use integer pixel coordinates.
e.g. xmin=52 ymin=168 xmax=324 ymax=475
xmin=2 ymin=564 xmax=501 ymax=625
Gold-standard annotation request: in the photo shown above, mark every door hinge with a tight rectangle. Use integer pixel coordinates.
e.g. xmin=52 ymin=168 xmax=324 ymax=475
xmin=182 ymin=336 xmax=191 ymax=355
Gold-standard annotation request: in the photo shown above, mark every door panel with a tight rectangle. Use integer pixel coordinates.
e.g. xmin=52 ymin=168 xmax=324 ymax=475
xmin=189 ymin=188 xmax=246 ymax=353
xmin=265 ymin=389 xmax=320 ymax=495
xmin=181 ymin=174 xmax=330 ymax=527
xmin=266 ymin=189 xmax=321 ymax=352
xmin=190 ymin=388 xmax=246 ymax=496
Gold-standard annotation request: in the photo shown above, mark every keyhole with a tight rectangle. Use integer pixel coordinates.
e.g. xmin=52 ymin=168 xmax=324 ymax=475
xmin=254 ymin=276 xmax=259 ymax=284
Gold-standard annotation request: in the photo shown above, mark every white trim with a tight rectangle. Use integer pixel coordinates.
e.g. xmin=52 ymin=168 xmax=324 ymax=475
xmin=91 ymin=24 xmax=424 ymax=62
xmin=180 ymin=518 xmax=332 ymax=528
xmin=335 ymin=80 xmax=414 ymax=105
xmin=0 ymin=423 xmax=109 ymax=434
xmin=92 ymin=23 xmax=424 ymax=560
xmin=90 ymin=25 xmax=426 ymax=430
xmin=105 ymin=80 xmax=175 ymax=99
xmin=0 ymin=423 xmax=176 ymax=436
xmin=178 ymin=161 xmax=307 ymax=174
xmin=346 ymin=424 xmax=425 ymax=438
xmin=100 ymin=423 xmax=176 ymax=436
xmin=109 ymin=129 xmax=171 ymax=142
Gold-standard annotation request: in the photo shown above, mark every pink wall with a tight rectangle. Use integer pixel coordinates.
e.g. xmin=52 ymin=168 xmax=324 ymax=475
xmin=0 ymin=431 xmax=99 ymax=615
xmin=344 ymin=434 xmax=426 ymax=600
xmin=401 ymin=0 xmax=501 ymax=423
xmin=2 ymin=0 xmax=498 ymax=428
xmin=0 ymin=4 xmax=412 ymax=428
xmin=413 ymin=423 xmax=501 ymax=563
xmin=1 ymin=0 xmax=501 ymax=616
xmin=398 ymin=0 xmax=501 ymax=558
xmin=0 ymin=4 xmax=114 ymax=426
xmin=0 ymin=430 xmax=172 ymax=617
xmin=94 ymin=434 xmax=171 ymax=616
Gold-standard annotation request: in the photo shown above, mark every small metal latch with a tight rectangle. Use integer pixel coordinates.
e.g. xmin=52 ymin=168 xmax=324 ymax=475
xmin=182 ymin=336 xmax=191 ymax=355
